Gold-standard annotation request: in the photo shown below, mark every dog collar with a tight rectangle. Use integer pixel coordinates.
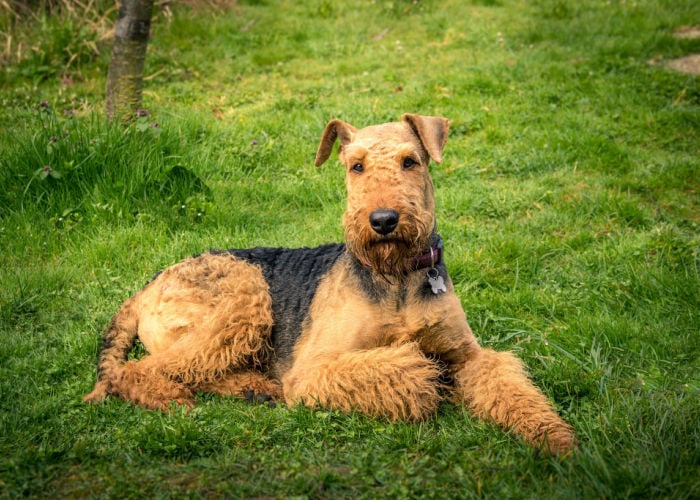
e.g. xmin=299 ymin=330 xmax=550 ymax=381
xmin=411 ymin=236 xmax=443 ymax=271
xmin=412 ymin=236 xmax=447 ymax=294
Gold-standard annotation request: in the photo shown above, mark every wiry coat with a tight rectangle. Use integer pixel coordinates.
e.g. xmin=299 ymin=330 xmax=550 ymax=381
xmin=84 ymin=114 xmax=577 ymax=456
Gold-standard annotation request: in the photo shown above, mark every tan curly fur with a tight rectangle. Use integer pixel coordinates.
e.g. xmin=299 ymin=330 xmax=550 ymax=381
xmin=84 ymin=114 xmax=576 ymax=456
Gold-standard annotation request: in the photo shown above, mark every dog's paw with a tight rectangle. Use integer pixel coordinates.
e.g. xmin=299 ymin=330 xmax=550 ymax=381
xmin=136 ymin=394 xmax=195 ymax=412
xmin=83 ymin=380 xmax=110 ymax=404
xmin=536 ymin=426 xmax=579 ymax=458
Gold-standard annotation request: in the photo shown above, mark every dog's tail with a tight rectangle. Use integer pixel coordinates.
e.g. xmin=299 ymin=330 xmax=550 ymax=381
xmin=83 ymin=296 xmax=139 ymax=404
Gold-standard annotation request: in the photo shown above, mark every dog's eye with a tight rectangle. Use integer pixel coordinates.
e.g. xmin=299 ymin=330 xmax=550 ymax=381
xmin=351 ymin=163 xmax=364 ymax=173
xmin=402 ymin=157 xmax=417 ymax=170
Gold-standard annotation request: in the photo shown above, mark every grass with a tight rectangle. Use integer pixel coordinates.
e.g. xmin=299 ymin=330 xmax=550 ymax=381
xmin=1 ymin=0 xmax=699 ymax=497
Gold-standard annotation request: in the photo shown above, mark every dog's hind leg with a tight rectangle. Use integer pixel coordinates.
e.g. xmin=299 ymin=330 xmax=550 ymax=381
xmin=82 ymin=287 xmax=198 ymax=411
xmin=84 ymin=253 xmax=275 ymax=411
xmin=83 ymin=295 xmax=140 ymax=404
xmin=107 ymin=324 xmax=275 ymax=411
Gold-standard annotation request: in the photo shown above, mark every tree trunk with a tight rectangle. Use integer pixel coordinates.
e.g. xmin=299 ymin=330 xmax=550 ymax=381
xmin=105 ymin=0 xmax=155 ymax=122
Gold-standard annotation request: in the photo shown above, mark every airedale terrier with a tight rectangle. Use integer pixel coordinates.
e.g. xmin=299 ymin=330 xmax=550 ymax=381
xmin=84 ymin=114 xmax=577 ymax=455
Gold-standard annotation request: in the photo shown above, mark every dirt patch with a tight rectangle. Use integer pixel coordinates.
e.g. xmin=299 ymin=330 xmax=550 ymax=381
xmin=648 ymin=26 xmax=700 ymax=75
xmin=666 ymin=54 xmax=700 ymax=75
xmin=673 ymin=25 xmax=700 ymax=39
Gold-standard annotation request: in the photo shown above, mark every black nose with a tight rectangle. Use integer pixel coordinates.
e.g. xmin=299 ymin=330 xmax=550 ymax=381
xmin=369 ymin=209 xmax=399 ymax=235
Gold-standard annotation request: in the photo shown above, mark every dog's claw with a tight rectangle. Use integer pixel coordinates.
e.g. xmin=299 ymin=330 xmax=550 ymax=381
xmin=255 ymin=393 xmax=272 ymax=403
xmin=243 ymin=390 xmax=276 ymax=407
xmin=244 ymin=389 xmax=255 ymax=403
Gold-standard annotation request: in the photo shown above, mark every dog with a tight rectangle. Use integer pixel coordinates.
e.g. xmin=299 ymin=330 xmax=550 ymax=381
xmin=84 ymin=114 xmax=577 ymax=455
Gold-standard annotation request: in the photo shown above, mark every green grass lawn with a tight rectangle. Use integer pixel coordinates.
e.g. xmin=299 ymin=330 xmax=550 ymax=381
xmin=1 ymin=0 xmax=698 ymax=497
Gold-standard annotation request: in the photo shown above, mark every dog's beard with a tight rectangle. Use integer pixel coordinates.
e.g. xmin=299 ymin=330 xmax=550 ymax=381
xmin=347 ymin=228 xmax=430 ymax=276
xmin=358 ymin=239 xmax=415 ymax=275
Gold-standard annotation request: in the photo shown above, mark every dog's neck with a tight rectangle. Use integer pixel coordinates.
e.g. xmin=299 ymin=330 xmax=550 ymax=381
xmin=410 ymin=234 xmax=443 ymax=271
xmin=347 ymin=232 xmax=446 ymax=301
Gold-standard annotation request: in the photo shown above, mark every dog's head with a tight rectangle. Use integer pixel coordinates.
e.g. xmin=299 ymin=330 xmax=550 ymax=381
xmin=315 ymin=114 xmax=449 ymax=275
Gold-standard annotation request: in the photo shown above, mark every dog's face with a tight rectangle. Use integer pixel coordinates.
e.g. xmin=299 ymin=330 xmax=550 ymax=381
xmin=315 ymin=114 xmax=449 ymax=275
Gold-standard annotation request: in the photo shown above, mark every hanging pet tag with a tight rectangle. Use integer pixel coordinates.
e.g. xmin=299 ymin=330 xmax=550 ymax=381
xmin=427 ymin=268 xmax=447 ymax=295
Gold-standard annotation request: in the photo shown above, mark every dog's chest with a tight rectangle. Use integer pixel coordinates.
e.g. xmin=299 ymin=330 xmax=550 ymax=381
xmin=304 ymin=263 xmax=452 ymax=351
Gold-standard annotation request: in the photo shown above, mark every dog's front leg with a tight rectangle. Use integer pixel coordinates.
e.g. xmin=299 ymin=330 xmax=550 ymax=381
xmin=282 ymin=342 xmax=442 ymax=421
xmin=429 ymin=298 xmax=577 ymax=455
xmin=451 ymin=346 xmax=577 ymax=455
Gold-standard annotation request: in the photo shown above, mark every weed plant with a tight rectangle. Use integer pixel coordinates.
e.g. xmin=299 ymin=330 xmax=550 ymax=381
xmin=1 ymin=0 xmax=698 ymax=497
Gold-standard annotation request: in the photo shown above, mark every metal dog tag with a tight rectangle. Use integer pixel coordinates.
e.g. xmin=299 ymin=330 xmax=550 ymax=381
xmin=427 ymin=268 xmax=446 ymax=295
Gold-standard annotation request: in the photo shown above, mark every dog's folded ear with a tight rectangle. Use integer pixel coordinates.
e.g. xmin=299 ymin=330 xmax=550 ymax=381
xmin=315 ymin=119 xmax=358 ymax=166
xmin=402 ymin=114 xmax=450 ymax=164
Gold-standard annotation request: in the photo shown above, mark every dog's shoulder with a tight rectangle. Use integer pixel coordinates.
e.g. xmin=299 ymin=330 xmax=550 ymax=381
xmin=211 ymin=244 xmax=347 ymax=369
